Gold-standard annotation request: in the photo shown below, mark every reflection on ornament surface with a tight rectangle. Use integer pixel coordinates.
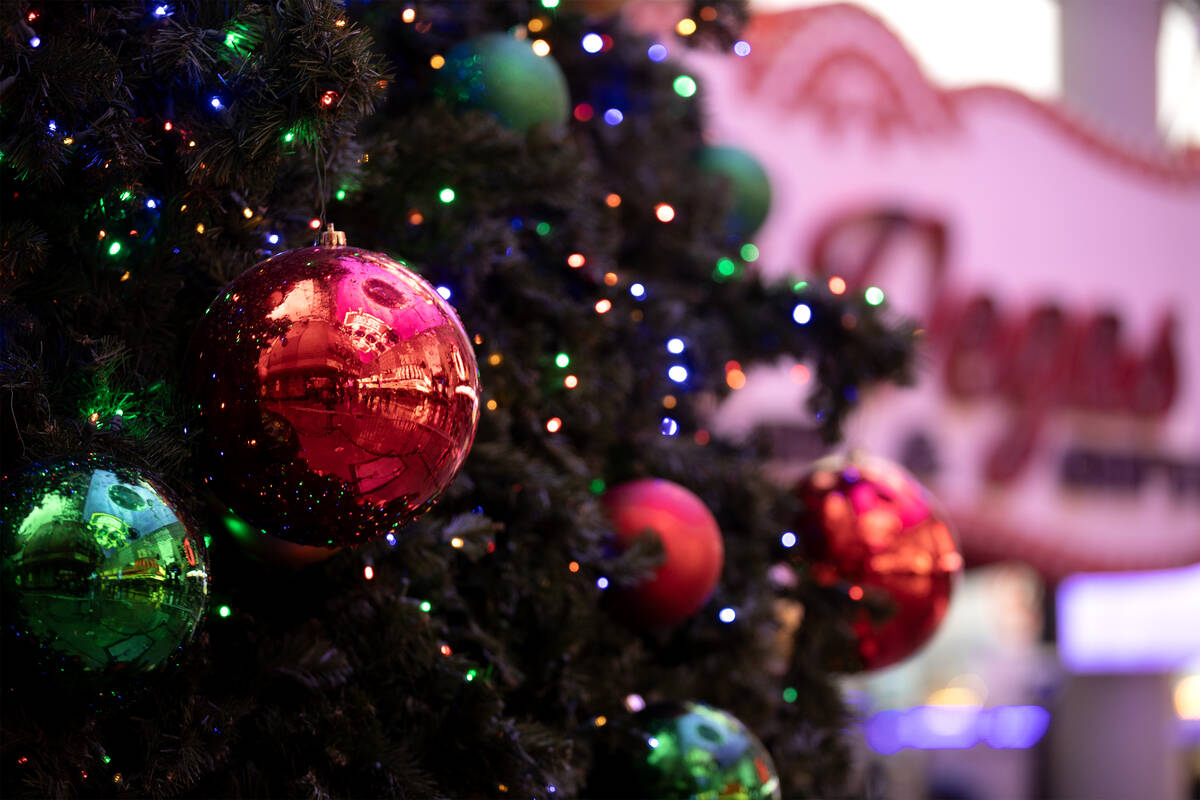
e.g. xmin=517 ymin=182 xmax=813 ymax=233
xmin=614 ymin=701 xmax=781 ymax=799
xmin=794 ymin=453 xmax=961 ymax=671
xmin=188 ymin=245 xmax=480 ymax=547
xmin=1 ymin=457 xmax=209 ymax=672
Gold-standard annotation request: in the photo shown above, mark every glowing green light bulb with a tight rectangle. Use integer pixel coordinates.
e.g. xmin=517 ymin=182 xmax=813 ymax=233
xmin=335 ymin=188 xmax=346 ymax=201
xmin=739 ymin=243 xmax=759 ymax=262
xmin=439 ymin=187 xmax=456 ymax=203
xmin=419 ymin=600 xmax=432 ymax=613
xmin=589 ymin=478 xmax=606 ymax=494
xmin=555 ymin=353 xmax=570 ymax=368
xmin=783 ymin=686 xmax=798 ymax=703
xmin=716 ymin=258 xmax=736 ymax=277
xmin=672 ymin=75 xmax=697 ymax=98
xmin=536 ymin=221 xmax=551 ymax=236
xmin=283 ymin=130 xmax=296 ymax=143
xmin=108 ymin=241 xmax=122 ymax=256
xmin=218 ymin=605 xmax=232 ymax=618
xmin=865 ymin=286 xmax=885 ymax=305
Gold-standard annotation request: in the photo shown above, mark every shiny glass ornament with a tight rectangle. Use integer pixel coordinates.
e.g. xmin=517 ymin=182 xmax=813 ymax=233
xmin=437 ymin=33 xmax=570 ymax=132
xmin=590 ymin=701 xmax=781 ymax=799
xmin=793 ymin=452 xmax=961 ymax=671
xmin=697 ymin=146 xmax=772 ymax=238
xmin=603 ymin=479 xmax=723 ymax=628
xmin=187 ymin=232 xmax=480 ymax=547
xmin=1 ymin=456 xmax=209 ymax=673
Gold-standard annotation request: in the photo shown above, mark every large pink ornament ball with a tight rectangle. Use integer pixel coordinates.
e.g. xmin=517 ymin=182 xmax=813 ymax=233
xmin=187 ymin=231 xmax=481 ymax=548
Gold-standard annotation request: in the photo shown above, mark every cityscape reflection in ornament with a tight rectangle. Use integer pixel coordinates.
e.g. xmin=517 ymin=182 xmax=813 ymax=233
xmin=187 ymin=235 xmax=481 ymax=547
xmin=1 ymin=457 xmax=210 ymax=672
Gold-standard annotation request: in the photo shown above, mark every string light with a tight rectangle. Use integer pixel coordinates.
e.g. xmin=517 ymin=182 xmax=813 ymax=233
xmin=661 ymin=417 xmax=679 ymax=436
xmin=320 ymin=90 xmax=337 ymax=107
xmin=386 ymin=533 xmax=397 ymax=546
xmin=629 ymin=283 xmax=645 ymax=298
xmin=596 ymin=577 xmax=609 ymax=589
xmin=218 ymin=605 xmax=231 ymax=618
xmin=740 ymin=243 xmax=759 ymax=261
xmin=694 ymin=429 xmax=710 ymax=445
xmin=667 ymin=365 xmax=688 ymax=382
xmin=146 ymin=199 xmax=157 ymax=209
xmin=98 ymin=230 xmax=106 ymax=239
xmin=439 ymin=187 xmax=455 ymax=203
xmin=700 ymin=6 xmax=718 ymax=20
xmin=465 ymin=669 xmax=478 ymax=681
xmin=268 ymin=233 xmax=280 ymax=244
xmin=567 ymin=253 xmax=585 ymax=268
xmin=791 ymin=364 xmax=811 ymax=383
xmin=828 ymin=276 xmax=847 ymax=295
xmin=603 ymin=108 xmax=623 ymax=126
xmin=783 ymin=686 xmax=799 ymax=703
xmin=582 ymin=33 xmax=603 ymax=53
xmin=718 ymin=607 xmax=737 ymax=623
xmin=781 ymin=531 xmax=797 ymax=548
xmin=163 ymin=121 xmax=173 ymax=131
xmin=865 ymin=286 xmax=885 ymax=305
xmin=419 ymin=600 xmax=432 ymax=612
xmin=648 ymin=43 xmax=668 ymax=62
xmin=793 ymin=303 xmax=812 ymax=324
xmin=436 ymin=286 xmax=452 ymax=300
xmin=536 ymin=221 xmax=551 ymax=235
xmin=568 ymin=561 xmax=580 ymax=573
xmin=662 ymin=395 xmax=676 ymax=409
xmin=555 ymin=352 xmax=570 ymax=368
xmin=62 ymin=136 xmax=74 ymax=145
xmin=726 ymin=368 xmax=746 ymax=389
xmin=594 ymin=299 xmax=611 ymax=314
xmin=119 ymin=271 xmax=131 ymax=282
xmin=402 ymin=8 xmax=416 ymax=22
xmin=589 ymin=478 xmax=606 ymax=493
xmin=440 ymin=644 xmax=452 ymax=656
xmin=654 ymin=203 xmax=675 ymax=222
xmin=531 ymin=39 xmax=551 ymax=57
xmin=450 ymin=537 xmax=465 ymax=549
xmin=308 ymin=218 xmax=321 ymax=229
xmin=195 ymin=223 xmax=206 ymax=234
xmin=210 ymin=96 xmax=224 ymax=110
xmin=733 ymin=40 xmax=752 ymax=56
xmin=429 ymin=54 xmax=445 ymax=69
xmin=676 ymin=18 xmax=697 ymax=35
xmin=486 ymin=399 xmax=498 ymax=410
xmin=849 ymin=585 xmax=865 ymax=600
xmin=715 ymin=257 xmax=736 ymax=277
xmin=594 ymin=715 xmax=608 ymax=727
xmin=489 ymin=353 xmax=503 ymax=366
xmin=363 ymin=565 xmax=375 ymax=580
xmin=605 ymin=193 xmax=621 ymax=207
xmin=573 ymin=103 xmax=594 ymax=122
xmin=564 ymin=375 xmax=578 ymax=388
xmin=282 ymin=130 xmax=295 ymax=143
xmin=29 ymin=36 xmax=41 ymax=48
xmin=666 ymin=338 xmax=684 ymax=354
xmin=107 ymin=241 xmax=122 ymax=256
xmin=153 ymin=5 xmax=171 ymax=18
xmin=242 ymin=207 xmax=253 ymax=219
xmin=335 ymin=187 xmax=346 ymax=200
xmin=528 ymin=18 xmax=545 ymax=33
xmin=546 ymin=417 xmax=563 ymax=433
xmin=541 ymin=0 xmax=560 ymax=7
xmin=672 ymin=75 xmax=697 ymax=98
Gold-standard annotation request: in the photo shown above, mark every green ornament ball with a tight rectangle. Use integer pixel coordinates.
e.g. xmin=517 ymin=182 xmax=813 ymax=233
xmin=1 ymin=456 xmax=210 ymax=675
xmin=697 ymin=146 xmax=773 ymax=239
xmin=438 ymin=32 xmax=570 ymax=133
xmin=588 ymin=701 xmax=781 ymax=799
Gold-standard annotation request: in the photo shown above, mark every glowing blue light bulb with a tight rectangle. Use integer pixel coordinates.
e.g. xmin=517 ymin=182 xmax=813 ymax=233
xmin=29 ymin=36 xmax=41 ymax=48
xmin=718 ymin=607 xmax=737 ymax=623
xmin=153 ymin=5 xmax=170 ymax=17
xmin=781 ymin=531 xmax=797 ymax=548
xmin=146 ymin=199 xmax=157 ymax=209
xmin=48 ymin=121 xmax=57 ymax=132
xmin=581 ymin=33 xmax=603 ymax=53
xmin=436 ymin=285 xmax=452 ymax=300
xmin=648 ymin=737 xmax=660 ymax=748
xmin=793 ymin=303 xmax=812 ymax=325
xmin=267 ymin=233 xmax=280 ymax=245
xmin=733 ymin=40 xmax=751 ymax=57
xmin=596 ymin=576 xmax=609 ymax=589
xmin=647 ymin=43 xmax=668 ymax=62
xmin=667 ymin=365 xmax=688 ymax=383
xmin=661 ymin=417 xmax=679 ymax=436
xmin=666 ymin=337 xmax=684 ymax=354
xmin=210 ymin=96 xmax=223 ymax=110
xmin=630 ymin=283 xmax=646 ymax=298
xmin=603 ymin=108 xmax=623 ymax=126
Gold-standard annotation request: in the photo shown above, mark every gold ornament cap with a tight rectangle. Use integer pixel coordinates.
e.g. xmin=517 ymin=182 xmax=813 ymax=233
xmin=315 ymin=223 xmax=347 ymax=247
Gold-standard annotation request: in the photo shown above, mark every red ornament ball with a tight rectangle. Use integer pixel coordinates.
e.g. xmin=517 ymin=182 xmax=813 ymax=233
xmin=602 ymin=479 xmax=724 ymax=628
xmin=187 ymin=231 xmax=480 ymax=548
xmin=793 ymin=453 xmax=961 ymax=671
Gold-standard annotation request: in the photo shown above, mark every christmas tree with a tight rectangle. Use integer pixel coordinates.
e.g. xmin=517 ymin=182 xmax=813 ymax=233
xmin=1 ymin=1 xmax=915 ymax=797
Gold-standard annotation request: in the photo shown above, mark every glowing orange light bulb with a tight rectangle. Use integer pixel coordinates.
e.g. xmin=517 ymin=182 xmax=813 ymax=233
xmin=654 ymin=203 xmax=675 ymax=222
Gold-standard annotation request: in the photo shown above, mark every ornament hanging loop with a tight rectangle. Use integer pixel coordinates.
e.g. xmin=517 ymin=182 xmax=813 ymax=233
xmin=315 ymin=223 xmax=347 ymax=247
